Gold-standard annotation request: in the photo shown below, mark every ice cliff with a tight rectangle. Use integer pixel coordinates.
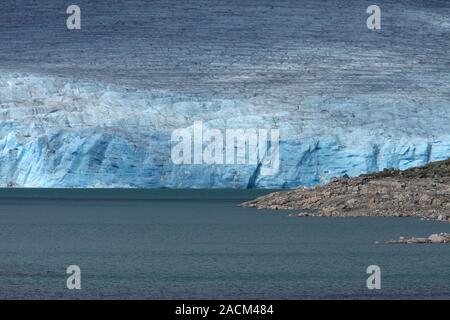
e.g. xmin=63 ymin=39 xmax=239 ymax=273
xmin=0 ymin=0 xmax=448 ymax=188
xmin=0 ymin=71 xmax=449 ymax=188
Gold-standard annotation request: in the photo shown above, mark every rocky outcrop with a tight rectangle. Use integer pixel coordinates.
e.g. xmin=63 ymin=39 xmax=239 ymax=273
xmin=388 ymin=233 xmax=450 ymax=244
xmin=242 ymin=159 xmax=450 ymax=221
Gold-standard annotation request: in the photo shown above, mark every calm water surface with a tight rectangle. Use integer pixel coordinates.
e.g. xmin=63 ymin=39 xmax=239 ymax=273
xmin=0 ymin=189 xmax=449 ymax=299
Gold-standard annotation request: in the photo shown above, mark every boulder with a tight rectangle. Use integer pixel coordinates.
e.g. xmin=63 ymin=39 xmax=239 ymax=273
xmin=428 ymin=234 xmax=445 ymax=243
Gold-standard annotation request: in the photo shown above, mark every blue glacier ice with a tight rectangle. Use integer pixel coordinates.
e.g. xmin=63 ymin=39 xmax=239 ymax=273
xmin=0 ymin=0 xmax=449 ymax=188
xmin=0 ymin=71 xmax=449 ymax=188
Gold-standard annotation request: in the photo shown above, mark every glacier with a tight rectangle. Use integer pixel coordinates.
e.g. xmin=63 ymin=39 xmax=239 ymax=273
xmin=0 ymin=0 xmax=449 ymax=188
xmin=0 ymin=71 xmax=449 ymax=188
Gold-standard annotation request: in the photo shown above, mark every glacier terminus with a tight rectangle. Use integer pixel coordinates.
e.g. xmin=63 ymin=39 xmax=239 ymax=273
xmin=0 ymin=0 xmax=448 ymax=188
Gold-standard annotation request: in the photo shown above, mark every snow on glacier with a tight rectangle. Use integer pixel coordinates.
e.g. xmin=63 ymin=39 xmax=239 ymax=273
xmin=0 ymin=71 xmax=449 ymax=188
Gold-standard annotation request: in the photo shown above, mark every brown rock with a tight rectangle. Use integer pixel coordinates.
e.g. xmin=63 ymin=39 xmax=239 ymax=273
xmin=241 ymin=158 xmax=450 ymax=223
xmin=418 ymin=194 xmax=433 ymax=206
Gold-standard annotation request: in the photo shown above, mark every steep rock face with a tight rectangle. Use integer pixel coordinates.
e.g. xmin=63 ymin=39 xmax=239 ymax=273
xmin=0 ymin=72 xmax=449 ymax=188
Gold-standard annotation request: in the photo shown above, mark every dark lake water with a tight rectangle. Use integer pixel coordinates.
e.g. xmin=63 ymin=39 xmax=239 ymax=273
xmin=0 ymin=189 xmax=449 ymax=299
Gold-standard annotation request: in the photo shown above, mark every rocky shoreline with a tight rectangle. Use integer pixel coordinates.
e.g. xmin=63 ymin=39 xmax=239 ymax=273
xmin=388 ymin=233 xmax=450 ymax=244
xmin=241 ymin=159 xmax=450 ymax=223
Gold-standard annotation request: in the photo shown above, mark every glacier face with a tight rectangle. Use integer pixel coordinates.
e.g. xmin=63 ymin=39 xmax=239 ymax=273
xmin=0 ymin=0 xmax=449 ymax=188
xmin=0 ymin=71 xmax=449 ymax=188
